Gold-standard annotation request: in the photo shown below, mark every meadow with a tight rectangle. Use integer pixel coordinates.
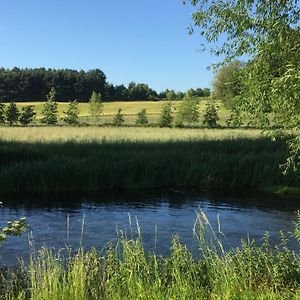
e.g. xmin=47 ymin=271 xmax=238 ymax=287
xmin=1 ymin=211 xmax=300 ymax=300
xmin=12 ymin=99 xmax=233 ymax=126
xmin=0 ymin=126 xmax=298 ymax=194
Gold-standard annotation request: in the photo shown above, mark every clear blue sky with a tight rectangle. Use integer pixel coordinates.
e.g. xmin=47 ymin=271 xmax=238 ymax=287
xmin=0 ymin=0 xmax=217 ymax=92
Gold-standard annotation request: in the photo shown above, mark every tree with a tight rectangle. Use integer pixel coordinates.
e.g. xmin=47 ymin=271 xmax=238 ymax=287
xmin=176 ymin=95 xmax=199 ymax=125
xmin=159 ymin=102 xmax=173 ymax=127
xmin=202 ymin=101 xmax=220 ymax=128
xmin=212 ymin=61 xmax=243 ymax=108
xmin=135 ymin=109 xmax=149 ymax=125
xmin=63 ymin=100 xmax=79 ymax=125
xmin=41 ymin=87 xmax=58 ymax=125
xmin=113 ymin=108 xmax=125 ymax=126
xmin=5 ymin=102 xmax=19 ymax=125
xmin=186 ymin=0 xmax=299 ymax=169
xmin=89 ymin=91 xmax=103 ymax=124
xmin=19 ymin=105 xmax=36 ymax=126
xmin=0 ymin=102 xmax=5 ymax=124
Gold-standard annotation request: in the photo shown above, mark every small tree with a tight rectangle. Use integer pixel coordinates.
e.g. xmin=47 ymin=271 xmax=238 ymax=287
xmin=226 ymin=108 xmax=243 ymax=128
xmin=41 ymin=87 xmax=58 ymax=125
xmin=202 ymin=101 xmax=220 ymax=128
xmin=159 ymin=102 xmax=173 ymax=127
xmin=177 ymin=95 xmax=199 ymax=125
xmin=0 ymin=102 xmax=5 ymax=124
xmin=113 ymin=108 xmax=125 ymax=126
xmin=135 ymin=109 xmax=149 ymax=125
xmin=89 ymin=91 xmax=103 ymax=125
xmin=6 ymin=102 xmax=20 ymax=126
xmin=63 ymin=100 xmax=79 ymax=125
xmin=19 ymin=105 xmax=36 ymax=126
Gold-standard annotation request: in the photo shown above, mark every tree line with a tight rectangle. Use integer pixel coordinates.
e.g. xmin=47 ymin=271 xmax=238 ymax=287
xmin=0 ymin=67 xmax=210 ymax=102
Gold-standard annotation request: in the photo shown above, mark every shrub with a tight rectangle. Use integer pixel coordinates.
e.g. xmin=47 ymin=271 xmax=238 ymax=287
xmin=41 ymin=87 xmax=58 ymax=125
xmin=113 ymin=108 xmax=125 ymax=126
xmin=135 ymin=109 xmax=149 ymax=125
xmin=63 ymin=101 xmax=79 ymax=125
xmin=6 ymin=102 xmax=20 ymax=126
xmin=89 ymin=91 xmax=103 ymax=125
xmin=177 ymin=95 xmax=199 ymax=125
xmin=19 ymin=105 xmax=36 ymax=126
xmin=0 ymin=102 xmax=5 ymax=124
xmin=202 ymin=101 xmax=220 ymax=128
xmin=159 ymin=102 xmax=173 ymax=127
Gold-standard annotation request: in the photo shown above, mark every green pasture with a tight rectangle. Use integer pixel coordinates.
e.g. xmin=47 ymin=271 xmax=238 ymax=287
xmin=9 ymin=99 xmax=232 ymax=125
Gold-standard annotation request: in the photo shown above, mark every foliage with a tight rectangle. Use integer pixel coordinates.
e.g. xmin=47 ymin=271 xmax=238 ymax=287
xmin=63 ymin=101 xmax=79 ymax=125
xmin=5 ymin=102 xmax=20 ymax=126
xmin=19 ymin=105 xmax=36 ymax=126
xmin=0 ymin=67 xmax=107 ymax=102
xmin=89 ymin=91 xmax=103 ymax=124
xmin=112 ymin=108 xmax=125 ymax=126
xmin=135 ymin=109 xmax=149 ymax=125
xmin=159 ymin=102 xmax=173 ymax=127
xmin=212 ymin=61 xmax=243 ymax=108
xmin=226 ymin=108 xmax=243 ymax=128
xmin=2 ymin=213 xmax=300 ymax=299
xmin=0 ymin=102 xmax=6 ymax=124
xmin=176 ymin=95 xmax=199 ymax=124
xmin=186 ymin=0 xmax=300 ymax=172
xmin=0 ymin=218 xmax=28 ymax=242
xmin=202 ymin=101 xmax=219 ymax=128
xmin=41 ymin=88 xmax=58 ymax=125
xmin=0 ymin=131 xmax=298 ymax=193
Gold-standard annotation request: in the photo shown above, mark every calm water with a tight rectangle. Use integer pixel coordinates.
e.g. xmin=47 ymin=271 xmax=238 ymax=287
xmin=0 ymin=190 xmax=299 ymax=266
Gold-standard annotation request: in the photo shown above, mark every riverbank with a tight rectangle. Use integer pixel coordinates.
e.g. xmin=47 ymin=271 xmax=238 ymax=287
xmin=1 ymin=211 xmax=300 ymax=299
xmin=0 ymin=127 xmax=298 ymax=195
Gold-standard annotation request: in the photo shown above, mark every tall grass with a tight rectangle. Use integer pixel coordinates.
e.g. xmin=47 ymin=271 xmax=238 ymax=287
xmin=0 ymin=131 xmax=298 ymax=193
xmin=1 ymin=211 xmax=300 ymax=299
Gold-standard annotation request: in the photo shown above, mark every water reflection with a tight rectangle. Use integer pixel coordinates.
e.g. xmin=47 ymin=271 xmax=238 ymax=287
xmin=0 ymin=190 xmax=299 ymax=266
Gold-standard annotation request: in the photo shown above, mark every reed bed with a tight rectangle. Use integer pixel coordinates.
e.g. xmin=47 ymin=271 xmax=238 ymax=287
xmin=0 ymin=128 xmax=298 ymax=193
xmin=1 ymin=211 xmax=300 ymax=299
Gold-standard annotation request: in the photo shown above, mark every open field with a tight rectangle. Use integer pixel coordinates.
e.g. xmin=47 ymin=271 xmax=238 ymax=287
xmin=0 ymin=126 xmax=263 ymax=142
xmin=0 ymin=127 xmax=298 ymax=193
xmin=5 ymin=99 xmax=233 ymax=126
xmin=2 ymin=212 xmax=300 ymax=300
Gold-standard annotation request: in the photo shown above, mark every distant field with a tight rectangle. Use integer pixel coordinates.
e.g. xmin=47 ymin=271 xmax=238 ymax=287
xmin=6 ymin=99 xmax=232 ymax=125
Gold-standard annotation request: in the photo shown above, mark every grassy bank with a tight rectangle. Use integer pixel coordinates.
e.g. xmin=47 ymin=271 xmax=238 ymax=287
xmin=0 ymin=127 xmax=298 ymax=193
xmin=1 ymin=212 xmax=300 ymax=299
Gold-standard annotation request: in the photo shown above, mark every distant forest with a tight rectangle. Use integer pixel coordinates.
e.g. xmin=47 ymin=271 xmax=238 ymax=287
xmin=0 ymin=67 xmax=210 ymax=102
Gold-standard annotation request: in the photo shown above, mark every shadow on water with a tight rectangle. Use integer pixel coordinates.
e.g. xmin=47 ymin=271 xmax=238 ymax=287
xmin=1 ymin=189 xmax=299 ymax=212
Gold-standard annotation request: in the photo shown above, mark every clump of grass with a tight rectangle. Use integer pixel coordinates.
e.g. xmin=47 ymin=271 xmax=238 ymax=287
xmin=2 ymin=211 xmax=300 ymax=299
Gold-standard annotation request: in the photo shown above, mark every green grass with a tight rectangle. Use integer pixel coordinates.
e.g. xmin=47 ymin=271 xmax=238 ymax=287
xmin=0 ymin=127 xmax=298 ymax=193
xmin=2 ymin=211 xmax=300 ymax=299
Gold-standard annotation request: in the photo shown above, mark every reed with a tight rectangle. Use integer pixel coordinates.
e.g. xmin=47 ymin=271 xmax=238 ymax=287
xmin=1 ymin=211 xmax=300 ymax=299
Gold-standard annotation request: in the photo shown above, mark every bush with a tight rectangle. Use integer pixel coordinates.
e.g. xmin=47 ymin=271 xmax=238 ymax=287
xmin=19 ymin=105 xmax=36 ymax=126
xmin=202 ymin=101 xmax=220 ymax=128
xmin=6 ymin=102 xmax=20 ymax=126
xmin=41 ymin=87 xmax=58 ymax=125
xmin=113 ymin=108 xmax=125 ymax=126
xmin=63 ymin=101 xmax=79 ymax=125
xmin=159 ymin=102 xmax=173 ymax=127
xmin=0 ymin=102 xmax=5 ymax=124
xmin=89 ymin=91 xmax=103 ymax=125
xmin=226 ymin=109 xmax=243 ymax=128
xmin=177 ymin=95 xmax=199 ymax=125
xmin=135 ymin=109 xmax=149 ymax=125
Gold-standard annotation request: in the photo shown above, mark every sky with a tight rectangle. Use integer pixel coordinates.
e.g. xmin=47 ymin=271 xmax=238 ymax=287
xmin=0 ymin=0 xmax=219 ymax=92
